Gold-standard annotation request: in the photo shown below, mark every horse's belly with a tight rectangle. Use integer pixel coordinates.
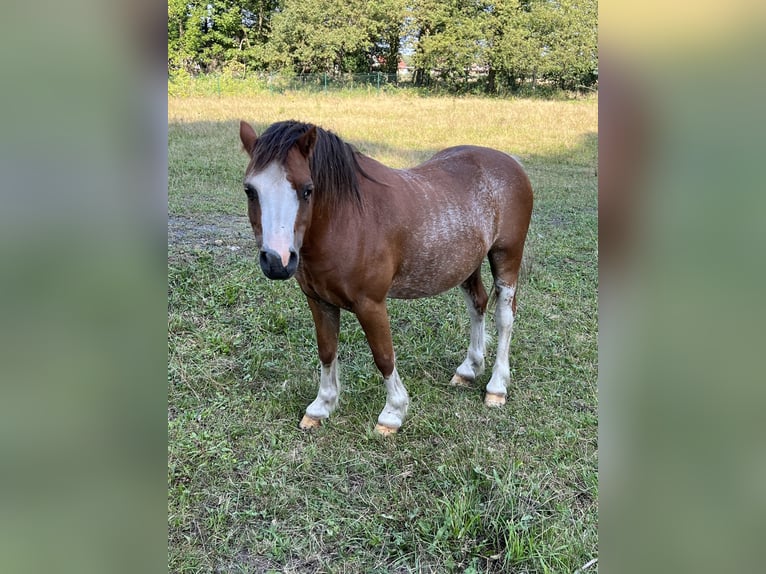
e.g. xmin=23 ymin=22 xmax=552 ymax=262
xmin=388 ymin=243 xmax=488 ymax=299
xmin=386 ymin=192 xmax=497 ymax=299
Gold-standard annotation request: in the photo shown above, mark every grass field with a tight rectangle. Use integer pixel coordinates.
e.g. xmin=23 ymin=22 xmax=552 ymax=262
xmin=168 ymin=91 xmax=598 ymax=573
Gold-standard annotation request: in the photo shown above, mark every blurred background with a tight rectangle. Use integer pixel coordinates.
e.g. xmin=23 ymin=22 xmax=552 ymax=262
xmin=0 ymin=1 xmax=166 ymax=573
xmin=0 ymin=1 xmax=764 ymax=572
xmin=600 ymin=2 xmax=766 ymax=573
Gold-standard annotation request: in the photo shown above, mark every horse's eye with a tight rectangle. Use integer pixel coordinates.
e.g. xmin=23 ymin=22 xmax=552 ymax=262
xmin=244 ymin=183 xmax=256 ymax=200
xmin=302 ymin=184 xmax=314 ymax=200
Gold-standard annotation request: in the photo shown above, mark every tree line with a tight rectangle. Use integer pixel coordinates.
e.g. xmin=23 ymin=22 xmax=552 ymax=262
xmin=168 ymin=0 xmax=597 ymax=93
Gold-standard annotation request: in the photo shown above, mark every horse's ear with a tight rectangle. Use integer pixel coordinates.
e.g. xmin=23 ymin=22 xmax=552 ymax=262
xmin=296 ymin=126 xmax=317 ymax=158
xmin=240 ymin=121 xmax=258 ymax=155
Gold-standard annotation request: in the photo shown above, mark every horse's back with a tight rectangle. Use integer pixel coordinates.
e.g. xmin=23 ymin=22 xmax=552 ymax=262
xmin=409 ymin=145 xmax=533 ymax=232
xmin=420 ymin=145 xmax=531 ymax=192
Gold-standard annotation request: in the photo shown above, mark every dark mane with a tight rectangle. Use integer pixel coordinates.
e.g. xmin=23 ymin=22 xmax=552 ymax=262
xmin=252 ymin=120 xmax=373 ymax=209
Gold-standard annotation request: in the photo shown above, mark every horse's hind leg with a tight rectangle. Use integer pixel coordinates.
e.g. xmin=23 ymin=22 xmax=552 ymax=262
xmin=485 ymin=249 xmax=522 ymax=406
xmin=450 ymin=267 xmax=488 ymax=387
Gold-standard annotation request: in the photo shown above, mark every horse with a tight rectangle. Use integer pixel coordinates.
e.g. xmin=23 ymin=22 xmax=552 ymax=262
xmin=238 ymin=119 xmax=533 ymax=435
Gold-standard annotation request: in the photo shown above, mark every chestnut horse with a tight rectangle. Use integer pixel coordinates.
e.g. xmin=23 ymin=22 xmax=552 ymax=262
xmin=239 ymin=120 xmax=533 ymax=435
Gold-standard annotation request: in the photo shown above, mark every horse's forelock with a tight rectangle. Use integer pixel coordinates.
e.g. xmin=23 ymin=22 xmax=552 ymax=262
xmin=251 ymin=121 xmax=308 ymax=172
xmin=252 ymin=121 xmax=364 ymax=210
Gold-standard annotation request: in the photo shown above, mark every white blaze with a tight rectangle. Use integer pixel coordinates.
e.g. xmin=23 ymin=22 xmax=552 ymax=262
xmin=246 ymin=161 xmax=299 ymax=266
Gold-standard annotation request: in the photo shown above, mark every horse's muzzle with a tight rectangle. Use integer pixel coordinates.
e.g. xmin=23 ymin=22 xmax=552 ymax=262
xmin=259 ymin=247 xmax=298 ymax=280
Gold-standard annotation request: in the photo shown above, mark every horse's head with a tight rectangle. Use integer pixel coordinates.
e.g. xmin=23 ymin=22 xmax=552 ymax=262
xmin=239 ymin=120 xmax=317 ymax=280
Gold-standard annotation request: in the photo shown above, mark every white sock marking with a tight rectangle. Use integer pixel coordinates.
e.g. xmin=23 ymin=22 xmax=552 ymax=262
xmin=377 ymin=366 xmax=410 ymax=429
xmin=487 ymin=282 xmax=516 ymax=397
xmin=305 ymin=356 xmax=340 ymax=419
xmin=455 ymin=288 xmax=486 ymax=381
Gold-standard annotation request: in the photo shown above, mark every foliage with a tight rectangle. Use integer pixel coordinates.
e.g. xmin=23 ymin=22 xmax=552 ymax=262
xmin=406 ymin=0 xmax=489 ymax=90
xmin=264 ymin=0 xmax=405 ymax=74
xmin=167 ymin=0 xmax=597 ymax=93
xmin=169 ymin=0 xmax=250 ymax=73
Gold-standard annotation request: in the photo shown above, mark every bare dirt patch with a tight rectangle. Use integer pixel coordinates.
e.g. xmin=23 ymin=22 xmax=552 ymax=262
xmin=168 ymin=215 xmax=255 ymax=259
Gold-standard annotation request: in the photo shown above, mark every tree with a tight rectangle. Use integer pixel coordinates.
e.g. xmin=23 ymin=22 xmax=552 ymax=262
xmin=166 ymin=0 xmax=597 ymax=93
xmin=365 ymin=0 xmax=406 ymax=75
xmin=485 ymin=0 xmax=598 ymax=93
xmin=541 ymin=0 xmax=597 ymax=89
xmin=236 ymin=0 xmax=282 ymax=70
xmin=407 ymin=0 xmax=490 ymax=90
xmin=168 ymin=0 xmax=282 ymax=73
xmin=484 ymin=0 xmax=548 ymax=92
xmin=405 ymin=0 xmax=447 ymax=86
xmin=265 ymin=0 xmax=404 ymax=74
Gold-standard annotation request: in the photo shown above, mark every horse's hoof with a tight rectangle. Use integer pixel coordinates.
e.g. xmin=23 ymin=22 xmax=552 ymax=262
xmin=299 ymin=414 xmax=322 ymax=430
xmin=374 ymin=423 xmax=398 ymax=436
xmin=450 ymin=374 xmax=473 ymax=387
xmin=484 ymin=392 xmax=506 ymax=407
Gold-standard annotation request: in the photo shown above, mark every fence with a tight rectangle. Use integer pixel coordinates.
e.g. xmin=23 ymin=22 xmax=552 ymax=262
xmin=267 ymin=72 xmax=400 ymax=93
xmin=168 ymin=71 xmax=403 ymax=97
xmin=168 ymin=69 xmax=596 ymax=98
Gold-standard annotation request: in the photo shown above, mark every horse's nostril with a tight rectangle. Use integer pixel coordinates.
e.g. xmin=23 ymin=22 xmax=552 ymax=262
xmin=260 ymin=249 xmax=280 ymax=270
xmin=259 ymin=248 xmax=296 ymax=280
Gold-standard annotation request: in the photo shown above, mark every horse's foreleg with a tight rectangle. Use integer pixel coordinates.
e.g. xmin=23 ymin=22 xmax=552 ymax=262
xmin=354 ymin=300 xmax=409 ymax=435
xmin=451 ymin=268 xmax=488 ymax=387
xmin=485 ymin=280 xmax=517 ymax=406
xmin=301 ymin=297 xmax=341 ymax=429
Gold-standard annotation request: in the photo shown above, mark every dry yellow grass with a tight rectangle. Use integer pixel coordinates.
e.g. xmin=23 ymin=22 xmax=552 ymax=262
xmin=168 ymin=92 xmax=597 ymax=169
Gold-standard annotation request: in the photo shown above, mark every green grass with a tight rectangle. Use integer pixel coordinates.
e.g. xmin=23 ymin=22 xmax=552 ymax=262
xmin=168 ymin=92 xmax=597 ymax=573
